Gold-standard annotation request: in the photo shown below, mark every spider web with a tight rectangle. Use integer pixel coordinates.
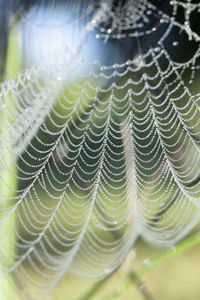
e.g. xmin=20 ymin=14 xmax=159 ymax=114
xmin=0 ymin=0 xmax=200 ymax=299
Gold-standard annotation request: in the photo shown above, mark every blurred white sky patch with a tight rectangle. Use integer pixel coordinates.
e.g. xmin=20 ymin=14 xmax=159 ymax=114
xmin=21 ymin=3 xmax=103 ymax=69
xmin=21 ymin=2 xmax=125 ymax=72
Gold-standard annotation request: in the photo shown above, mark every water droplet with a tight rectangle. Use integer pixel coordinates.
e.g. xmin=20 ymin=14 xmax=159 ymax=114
xmin=129 ymin=250 xmax=136 ymax=260
xmin=154 ymin=47 xmax=160 ymax=53
xmin=107 ymin=28 xmax=112 ymax=34
xmin=91 ymin=19 xmax=97 ymax=24
xmin=104 ymin=268 xmax=111 ymax=275
xmin=168 ymin=245 xmax=176 ymax=253
xmin=143 ymin=259 xmax=151 ymax=268
xmin=57 ymin=76 xmax=62 ymax=81
xmin=126 ymin=59 xmax=132 ymax=66
xmin=146 ymin=10 xmax=152 ymax=15
xmin=173 ymin=41 xmax=179 ymax=46
xmin=95 ymin=34 xmax=100 ymax=39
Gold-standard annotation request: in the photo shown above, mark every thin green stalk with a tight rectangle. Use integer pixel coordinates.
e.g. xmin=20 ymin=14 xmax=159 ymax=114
xmin=101 ymin=231 xmax=200 ymax=300
xmin=137 ymin=231 xmax=200 ymax=278
xmin=127 ymin=271 xmax=157 ymax=300
xmin=79 ymin=270 xmax=157 ymax=300
xmin=0 ymin=19 xmax=21 ymax=299
xmin=79 ymin=278 xmax=109 ymax=300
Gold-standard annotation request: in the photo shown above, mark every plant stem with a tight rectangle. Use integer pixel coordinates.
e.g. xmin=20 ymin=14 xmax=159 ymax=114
xmin=0 ymin=19 xmax=21 ymax=299
xmin=102 ymin=230 xmax=200 ymax=300
xmin=128 ymin=270 xmax=157 ymax=300
xmin=79 ymin=278 xmax=109 ymax=300
xmin=137 ymin=231 xmax=200 ymax=278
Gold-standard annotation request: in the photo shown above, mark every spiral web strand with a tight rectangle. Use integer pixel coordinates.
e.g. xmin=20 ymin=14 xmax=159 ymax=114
xmin=0 ymin=1 xmax=200 ymax=299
